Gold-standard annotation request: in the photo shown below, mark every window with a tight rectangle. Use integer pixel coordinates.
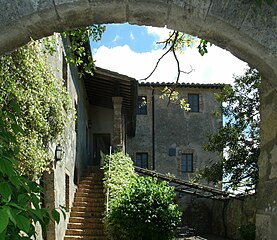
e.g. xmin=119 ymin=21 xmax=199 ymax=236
xmin=135 ymin=153 xmax=148 ymax=168
xmin=137 ymin=96 xmax=147 ymax=115
xmin=181 ymin=153 xmax=193 ymax=173
xmin=188 ymin=94 xmax=199 ymax=112
xmin=62 ymin=54 xmax=68 ymax=89
xmin=65 ymin=174 xmax=69 ymax=212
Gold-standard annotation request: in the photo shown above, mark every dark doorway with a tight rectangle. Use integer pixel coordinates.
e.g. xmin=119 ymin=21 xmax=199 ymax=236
xmin=93 ymin=134 xmax=111 ymax=166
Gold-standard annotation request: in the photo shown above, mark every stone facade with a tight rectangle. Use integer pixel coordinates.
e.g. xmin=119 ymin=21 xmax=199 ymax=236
xmin=127 ymin=83 xmax=223 ymax=184
xmin=40 ymin=38 xmax=136 ymax=239
xmin=40 ymin=35 xmax=91 ymax=240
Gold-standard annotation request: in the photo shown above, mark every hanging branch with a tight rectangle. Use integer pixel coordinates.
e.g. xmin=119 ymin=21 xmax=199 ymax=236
xmin=140 ymin=30 xmax=210 ymax=109
xmin=141 ymin=31 xmax=193 ymax=83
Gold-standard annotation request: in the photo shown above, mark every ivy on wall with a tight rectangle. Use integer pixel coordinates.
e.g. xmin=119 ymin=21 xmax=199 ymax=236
xmin=0 ymin=41 xmax=74 ymax=179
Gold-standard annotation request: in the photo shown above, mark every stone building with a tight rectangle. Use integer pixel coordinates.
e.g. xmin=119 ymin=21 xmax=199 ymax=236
xmin=127 ymin=82 xmax=224 ymax=183
xmin=42 ymin=35 xmax=137 ymax=239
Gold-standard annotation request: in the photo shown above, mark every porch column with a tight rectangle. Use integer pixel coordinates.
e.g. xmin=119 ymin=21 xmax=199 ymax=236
xmin=112 ymin=96 xmax=123 ymax=150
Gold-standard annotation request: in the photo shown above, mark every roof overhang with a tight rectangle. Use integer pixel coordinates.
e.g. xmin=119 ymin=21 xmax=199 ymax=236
xmin=83 ymin=67 xmax=138 ymax=137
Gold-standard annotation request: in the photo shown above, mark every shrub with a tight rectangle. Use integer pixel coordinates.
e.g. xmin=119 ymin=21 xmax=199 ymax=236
xmin=105 ymin=165 xmax=182 ymax=240
xmin=103 ymin=151 xmax=136 ymax=198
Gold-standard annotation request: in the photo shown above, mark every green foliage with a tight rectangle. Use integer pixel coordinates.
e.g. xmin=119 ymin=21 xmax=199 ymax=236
xmin=160 ymin=86 xmax=190 ymax=110
xmin=0 ymin=108 xmax=64 ymax=239
xmin=197 ymin=39 xmax=211 ymax=56
xmin=43 ymin=25 xmax=105 ymax=78
xmin=106 ymin=176 xmax=182 ymax=240
xmin=199 ymin=67 xmax=260 ymax=193
xmin=103 ymin=151 xmax=137 ymax=198
xmin=255 ymin=0 xmax=275 ymax=7
xmin=0 ymin=41 xmax=73 ymax=179
xmin=63 ymin=25 xmax=106 ymax=77
xmin=103 ymin=151 xmax=182 ymax=240
xmin=238 ymin=223 xmax=256 ymax=240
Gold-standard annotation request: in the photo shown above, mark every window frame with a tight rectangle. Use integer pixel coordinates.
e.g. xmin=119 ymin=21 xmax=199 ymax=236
xmin=181 ymin=153 xmax=193 ymax=173
xmin=135 ymin=152 xmax=148 ymax=169
xmin=188 ymin=93 xmax=200 ymax=112
xmin=137 ymin=96 xmax=147 ymax=115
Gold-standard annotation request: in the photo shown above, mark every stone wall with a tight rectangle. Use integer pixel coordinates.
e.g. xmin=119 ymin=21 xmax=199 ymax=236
xmin=177 ymin=194 xmax=256 ymax=239
xmin=127 ymin=85 xmax=222 ymax=184
xmin=212 ymin=196 xmax=256 ymax=239
xmin=41 ymin=35 xmax=91 ymax=240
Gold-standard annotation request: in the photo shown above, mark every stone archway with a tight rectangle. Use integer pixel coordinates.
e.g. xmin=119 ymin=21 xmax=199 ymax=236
xmin=0 ymin=1 xmax=276 ymax=238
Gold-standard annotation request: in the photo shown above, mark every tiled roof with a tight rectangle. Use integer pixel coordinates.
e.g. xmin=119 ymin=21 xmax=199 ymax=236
xmin=139 ymin=82 xmax=226 ymax=89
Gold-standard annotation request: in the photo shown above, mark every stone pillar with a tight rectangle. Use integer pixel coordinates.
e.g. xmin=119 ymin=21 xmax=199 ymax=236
xmin=256 ymin=76 xmax=277 ymax=239
xmin=43 ymin=171 xmax=56 ymax=240
xmin=112 ymin=97 xmax=123 ymax=150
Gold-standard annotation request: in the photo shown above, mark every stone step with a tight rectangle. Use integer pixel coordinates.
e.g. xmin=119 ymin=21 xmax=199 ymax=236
xmin=65 ymin=229 xmax=104 ymax=236
xmin=76 ymin=190 xmax=104 ymax=196
xmin=70 ymin=211 xmax=104 ymax=218
xmin=83 ymin=172 xmax=104 ymax=178
xmin=80 ymin=176 xmax=104 ymax=180
xmin=65 ymin=169 xmax=106 ymax=239
xmin=75 ymin=192 xmax=105 ymax=199
xmin=75 ymin=194 xmax=104 ymax=199
xmin=69 ymin=217 xmax=103 ymax=223
xmin=64 ymin=236 xmax=106 ymax=240
xmin=73 ymin=204 xmax=105 ymax=209
xmin=77 ymin=186 xmax=103 ymax=191
xmin=72 ymin=205 xmax=105 ymax=212
xmin=75 ymin=194 xmax=104 ymax=200
xmin=67 ymin=222 xmax=104 ymax=229
xmin=78 ymin=181 xmax=103 ymax=189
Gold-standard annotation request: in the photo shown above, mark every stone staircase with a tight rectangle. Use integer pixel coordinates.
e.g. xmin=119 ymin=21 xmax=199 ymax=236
xmin=64 ymin=167 xmax=106 ymax=240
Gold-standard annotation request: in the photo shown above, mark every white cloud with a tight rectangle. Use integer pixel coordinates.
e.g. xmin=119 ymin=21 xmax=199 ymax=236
xmin=130 ymin=32 xmax=135 ymax=40
xmin=93 ymin=44 xmax=248 ymax=85
xmin=146 ymin=26 xmax=172 ymax=42
xmin=112 ymin=35 xmax=120 ymax=43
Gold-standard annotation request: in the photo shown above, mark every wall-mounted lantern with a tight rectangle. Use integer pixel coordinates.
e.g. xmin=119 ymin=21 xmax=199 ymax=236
xmin=55 ymin=144 xmax=63 ymax=162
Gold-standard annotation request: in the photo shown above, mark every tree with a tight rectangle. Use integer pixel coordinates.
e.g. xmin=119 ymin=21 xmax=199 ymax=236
xmin=198 ymin=67 xmax=260 ymax=193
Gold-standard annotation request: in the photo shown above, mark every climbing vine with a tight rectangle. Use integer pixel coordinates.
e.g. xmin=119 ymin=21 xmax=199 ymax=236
xmin=0 ymin=41 xmax=74 ymax=179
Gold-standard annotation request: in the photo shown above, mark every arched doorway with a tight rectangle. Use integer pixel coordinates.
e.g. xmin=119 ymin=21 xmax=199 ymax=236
xmin=0 ymin=1 xmax=276 ymax=238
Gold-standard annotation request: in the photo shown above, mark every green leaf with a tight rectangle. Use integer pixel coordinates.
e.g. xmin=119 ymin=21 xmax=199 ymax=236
xmin=11 ymin=102 xmax=21 ymax=114
xmin=11 ymin=123 xmax=23 ymax=134
xmin=29 ymin=208 xmax=43 ymax=223
xmin=10 ymin=175 xmax=21 ymax=188
xmin=59 ymin=206 xmax=67 ymax=220
xmin=0 ymin=158 xmax=14 ymax=176
xmin=17 ymin=194 xmax=29 ymax=205
xmin=0 ymin=182 xmax=12 ymax=200
xmin=0 ymin=208 xmax=9 ymax=233
xmin=16 ymin=215 xmax=30 ymax=233
xmin=51 ymin=209 xmax=60 ymax=224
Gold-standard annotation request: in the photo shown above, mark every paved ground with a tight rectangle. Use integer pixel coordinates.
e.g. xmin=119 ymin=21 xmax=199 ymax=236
xmin=177 ymin=234 xmax=231 ymax=240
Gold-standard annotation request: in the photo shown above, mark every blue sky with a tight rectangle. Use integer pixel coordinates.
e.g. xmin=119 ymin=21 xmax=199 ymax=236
xmin=91 ymin=23 xmax=248 ymax=84
xmin=92 ymin=23 xmax=163 ymax=53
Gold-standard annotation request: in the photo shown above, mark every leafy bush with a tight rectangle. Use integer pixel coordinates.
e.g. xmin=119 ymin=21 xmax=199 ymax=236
xmin=103 ymin=151 xmax=136 ymax=198
xmin=107 ymin=176 xmax=182 ymax=240
xmin=0 ymin=108 xmax=63 ymax=239
xmin=103 ymin=152 xmax=182 ymax=240
xmin=238 ymin=223 xmax=255 ymax=240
